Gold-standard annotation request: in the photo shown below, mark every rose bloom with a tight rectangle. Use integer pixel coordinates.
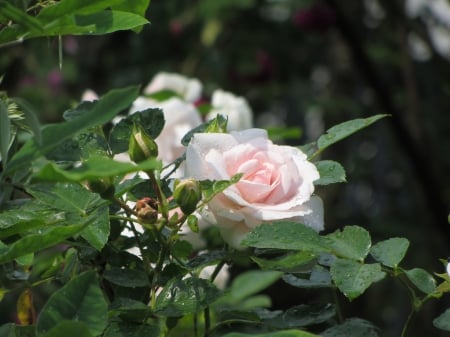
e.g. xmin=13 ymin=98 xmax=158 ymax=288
xmin=185 ymin=128 xmax=324 ymax=248
xmin=143 ymin=72 xmax=202 ymax=103
xmin=206 ymin=89 xmax=253 ymax=131
xmin=130 ymin=96 xmax=202 ymax=175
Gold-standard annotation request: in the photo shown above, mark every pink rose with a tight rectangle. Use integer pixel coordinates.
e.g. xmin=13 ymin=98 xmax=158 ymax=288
xmin=185 ymin=129 xmax=324 ymax=248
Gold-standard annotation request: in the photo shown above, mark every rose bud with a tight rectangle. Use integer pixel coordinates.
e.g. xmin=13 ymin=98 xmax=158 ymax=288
xmin=86 ymin=177 xmax=115 ymax=199
xmin=173 ymin=179 xmax=202 ymax=215
xmin=128 ymin=124 xmax=158 ymax=163
xmin=136 ymin=197 xmax=158 ymax=224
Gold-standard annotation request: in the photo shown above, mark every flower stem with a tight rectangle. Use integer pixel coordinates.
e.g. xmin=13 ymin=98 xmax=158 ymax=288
xmin=146 ymin=170 xmax=168 ymax=219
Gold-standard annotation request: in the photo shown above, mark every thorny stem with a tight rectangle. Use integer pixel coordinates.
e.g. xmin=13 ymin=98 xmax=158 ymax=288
xmin=202 ymin=260 xmax=226 ymax=337
xmin=146 ymin=170 xmax=169 ymax=220
xmin=112 ymin=196 xmax=137 ymax=216
xmin=150 ymin=229 xmax=168 ymax=310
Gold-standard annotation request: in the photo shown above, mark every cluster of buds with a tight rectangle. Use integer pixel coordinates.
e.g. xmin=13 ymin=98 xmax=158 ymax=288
xmin=136 ymin=197 xmax=158 ymax=224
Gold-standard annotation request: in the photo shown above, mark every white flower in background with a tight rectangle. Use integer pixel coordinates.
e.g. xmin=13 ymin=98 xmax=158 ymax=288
xmin=206 ymin=89 xmax=253 ymax=131
xmin=199 ymin=264 xmax=230 ymax=289
xmin=81 ymin=89 xmax=98 ymax=102
xmin=143 ymin=72 xmax=203 ymax=103
xmin=405 ymin=0 xmax=450 ymax=59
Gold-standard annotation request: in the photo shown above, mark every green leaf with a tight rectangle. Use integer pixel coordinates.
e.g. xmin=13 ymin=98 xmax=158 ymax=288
xmin=314 ymin=115 xmax=388 ymax=157
xmin=0 ymin=223 xmax=88 ymax=264
xmin=404 ymin=268 xmax=437 ymax=294
xmin=330 ymin=259 xmax=386 ymax=300
xmin=80 ymin=204 xmax=110 ymax=251
xmin=109 ymin=108 xmax=164 ymax=154
xmin=155 ymin=277 xmax=220 ymax=317
xmin=26 ymin=183 xmax=110 ymax=250
xmin=267 ymin=126 xmax=302 ymax=141
xmin=33 ymin=156 xmax=161 ymax=182
xmin=111 ymin=0 xmax=151 ymax=17
xmin=252 ymin=251 xmax=317 ymax=272
xmin=322 ymin=318 xmax=379 ymax=337
xmin=282 ymin=265 xmax=332 ymax=289
xmin=325 ymin=226 xmax=371 ymax=261
xmin=0 ymin=324 xmax=36 ymax=337
xmin=200 ymin=173 xmax=242 ymax=202
xmin=181 ymin=115 xmax=228 ymax=146
xmin=242 ymin=222 xmax=330 ymax=253
xmin=5 ymin=86 xmax=139 ymax=174
xmin=0 ymin=201 xmax=65 ymax=239
xmin=0 ymin=100 xmax=10 ymax=166
xmin=103 ymin=267 xmax=150 ymax=288
xmin=314 ymin=160 xmax=346 ymax=185
xmin=216 ymin=270 xmax=282 ymax=306
xmin=370 ymin=237 xmax=409 ymax=268
xmin=433 ymin=308 xmax=450 ymax=331
xmin=0 ymin=1 xmax=43 ymax=32
xmin=103 ymin=322 xmax=160 ymax=337
xmin=37 ymin=271 xmax=108 ymax=337
xmin=36 ymin=0 xmax=125 ymax=19
xmin=27 ymin=182 xmax=100 ymax=213
xmin=13 ymin=97 xmax=42 ymax=145
xmin=222 ymin=330 xmax=320 ymax=337
xmin=33 ymin=10 xmax=148 ymax=37
xmin=41 ymin=321 xmax=93 ymax=337
xmin=109 ymin=298 xmax=151 ymax=321
xmin=266 ymin=304 xmax=335 ymax=329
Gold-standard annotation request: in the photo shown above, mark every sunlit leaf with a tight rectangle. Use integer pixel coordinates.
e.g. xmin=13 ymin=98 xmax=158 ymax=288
xmin=242 ymin=222 xmax=330 ymax=253
xmin=6 ymin=86 xmax=139 ymax=174
xmin=33 ymin=156 xmax=161 ymax=182
xmin=155 ymin=277 xmax=220 ymax=316
xmin=0 ymin=223 xmax=87 ymax=264
xmin=313 ymin=115 xmax=388 ymax=157
xmin=325 ymin=226 xmax=371 ymax=261
xmin=252 ymin=251 xmax=317 ymax=272
xmin=404 ymin=268 xmax=437 ymax=295
xmin=314 ymin=160 xmax=346 ymax=185
xmin=331 ymin=259 xmax=385 ymax=300
xmin=370 ymin=237 xmax=409 ymax=268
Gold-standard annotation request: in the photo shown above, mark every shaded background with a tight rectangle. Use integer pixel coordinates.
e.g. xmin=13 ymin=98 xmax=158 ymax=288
xmin=1 ymin=0 xmax=450 ymax=336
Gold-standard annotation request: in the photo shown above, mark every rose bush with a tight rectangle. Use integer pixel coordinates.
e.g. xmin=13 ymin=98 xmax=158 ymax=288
xmin=185 ymin=128 xmax=324 ymax=248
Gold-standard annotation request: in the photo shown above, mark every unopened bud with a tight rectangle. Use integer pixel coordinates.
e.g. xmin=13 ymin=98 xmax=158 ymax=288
xmin=128 ymin=125 xmax=158 ymax=163
xmin=173 ymin=179 xmax=202 ymax=215
xmin=86 ymin=177 xmax=115 ymax=199
xmin=205 ymin=114 xmax=228 ymax=133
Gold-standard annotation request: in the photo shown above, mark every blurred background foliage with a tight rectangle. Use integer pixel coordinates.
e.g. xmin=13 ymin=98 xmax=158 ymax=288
xmin=1 ymin=0 xmax=450 ymax=336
